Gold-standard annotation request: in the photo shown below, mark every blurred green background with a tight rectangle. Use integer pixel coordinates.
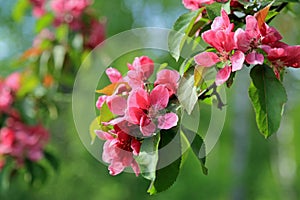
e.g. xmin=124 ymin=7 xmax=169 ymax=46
xmin=1 ymin=0 xmax=300 ymax=199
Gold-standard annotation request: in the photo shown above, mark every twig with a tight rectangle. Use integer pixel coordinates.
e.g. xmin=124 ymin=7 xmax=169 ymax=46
xmin=198 ymin=82 xmax=225 ymax=110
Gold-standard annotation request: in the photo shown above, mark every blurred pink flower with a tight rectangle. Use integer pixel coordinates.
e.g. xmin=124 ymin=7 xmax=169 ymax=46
xmin=0 ymin=118 xmax=50 ymax=165
xmin=182 ymin=0 xmax=214 ymax=10
xmin=0 ymin=128 xmax=15 ymax=154
xmin=95 ymin=124 xmax=141 ymax=176
xmin=84 ymin=19 xmax=106 ymax=49
xmin=5 ymin=72 xmax=21 ymax=92
xmin=30 ymin=0 xmax=46 ymax=18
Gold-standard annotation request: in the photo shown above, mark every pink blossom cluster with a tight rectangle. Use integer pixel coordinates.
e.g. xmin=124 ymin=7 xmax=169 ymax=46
xmin=51 ymin=0 xmax=91 ymax=30
xmin=95 ymin=56 xmax=180 ymax=176
xmin=0 ymin=73 xmax=21 ymax=112
xmin=30 ymin=0 xmax=46 ymax=17
xmin=194 ymin=9 xmax=300 ymax=85
xmin=0 ymin=73 xmax=49 ymax=170
xmin=0 ymin=118 xmax=49 ymax=169
xmin=29 ymin=0 xmax=105 ymax=49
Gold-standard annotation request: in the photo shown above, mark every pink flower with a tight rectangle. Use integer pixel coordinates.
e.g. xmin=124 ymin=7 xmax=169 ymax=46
xmin=33 ymin=29 xmax=55 ymax=47
xmin=5 ymin=72 xmax=21 ymax=92
xmin=51 ymin=0 xmax=91 ymax=30
xmin=127 ymin=85 xmax=178 ymax=137
xmin=0 ymin=85 xmax=13 ymax=111
xmin=154 ymin=69 xmax=180 ymax=96
xmin=95 ymin=124 xmax=141 ymax=176
xmin=0 ymin=128 xmax=15 ymax=154
xmin=106 ymin=67 xmax=122 ymax=83
xmin=215 ymin=65 xmax=231 ymax=86
xmin=126 ymin=56 xmax=155 ymax=89
xmin=194 ymin=10 xmax=245 ymax=85
xmin=30 ymin=0 xmax=46 ymax=18
xmin=96 ymin=95 xmax=107 ymax=110
xmin=3 ymin=118 xmax=49 ymax=164
xmin=267 ymin=44 xmax=300 ymax=69
xmin=84 ymin=19 xmax=106 ymax=49
xmin=182 ymin=0 xmax=214 ymax=10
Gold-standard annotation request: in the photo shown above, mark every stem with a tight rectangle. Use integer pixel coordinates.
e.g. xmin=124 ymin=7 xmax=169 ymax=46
xmin=198 ymin=82 xmax=225 ymax=110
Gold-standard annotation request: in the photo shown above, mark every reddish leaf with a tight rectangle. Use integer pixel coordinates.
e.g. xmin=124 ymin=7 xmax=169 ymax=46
xmin=255 ymin=3 xmax=272 ymax=29
xmin=20 ymin=48 xmax=43 ymax=60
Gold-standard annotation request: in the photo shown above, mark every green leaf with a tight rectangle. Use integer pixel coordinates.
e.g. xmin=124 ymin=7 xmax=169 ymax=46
xmin=248 ymin=65 xmax=287 ymax=138
xmin=177 ymin=70 xmax=198 ymax=115
xmin=12 ymin=0 xmax=30 ymax=22
xmin=35 ymin=13 xmax=55 ymax=33
xmin=135 ymin=134 xmax=160 ymax=181
xmin=181 ymin=126 xmax=207 ymax=175
xmin=89 ymin=117 xmax=100 ymax=144
xmin=148 ymin=127 xmax=181 ymax=195
xmin=25 ymin=160 xmax=48 ymax=186
xmin=206 ymin=3 xmax=222 ymax=20
xmin=17 ymin=73 xmax=39 ymax=98
xmin=44 ymin=151 xmax=60 ymax=172
xmin=168 ymin=9 xmax=203 ymax=61
xmin=99 ymin=102 xmax=114 ymax=131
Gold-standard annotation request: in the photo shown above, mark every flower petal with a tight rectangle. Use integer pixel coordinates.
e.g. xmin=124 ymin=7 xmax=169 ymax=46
xmin=231 ymin=50 xmax=245 ymax=72
xmin=157 ymin=113 xmax=178 ymax=130
xmin=140 ymin=119 xmax=156 ymax=137
xmin=107 ymin=95 xmax=127 ymax=116
xmin=150 ymin=85 xmax=169 ymax=110
xmin=215 ymin=65 xmax=231 ymax=86
xmin=245 ymin=52 xmax=264 ymax=65
xmin=105 ymin=67 xmax=122 ymax=83
xmin=194 ymin=52 xmax=219 ymax=67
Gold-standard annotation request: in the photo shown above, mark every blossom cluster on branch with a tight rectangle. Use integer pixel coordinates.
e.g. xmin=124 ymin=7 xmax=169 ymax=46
xmin=0 ymin=73 xmax=49 ymax=170
xmin=94 ymin=56 xmax=180 ymax=176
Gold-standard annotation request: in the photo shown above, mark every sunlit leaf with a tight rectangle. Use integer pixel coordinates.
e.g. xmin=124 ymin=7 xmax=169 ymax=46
xmin=177 ymin=70 xmax=198 ymax=115
xmin=20 ymin=48 xmax=43 ymax=60
xmin=255 ymin=3 xmax=272 ymax=28
xmin=89 ymin=117 xmax=100 ymax=144
xmin=148 ymin=126 xmax=181 ymax=195
xmin=96 ymin=82 xmax=129 ymax=95
xmin=169 ymin=9 xmax=203 ymax=61
xmin=248 ymin=65 xmax=287 ymax=138
xmin=12 ymin=0 xmax=29 ymax=22
xmin=135 ymin=134 xmax=160 ymax=181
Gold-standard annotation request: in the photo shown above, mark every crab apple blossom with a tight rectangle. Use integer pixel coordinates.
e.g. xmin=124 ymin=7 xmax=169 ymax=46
xmin=194 ymin=9 xmax=244 ymax=85
xmin=0 ymin=117 xmax=49 ymax=166
xmin=265 ymin=44 xmax=300 ymax=78
xmin=182 ymin=0 xmax=214 ymax=10
xmin=95 ymin=124 xmax=141 ymax=176
xmin=234 ymin=15 xmax=282 ymax=65
xmin=126 ymin=56 xmax=155 ymax=89
xmin=154 ymin=69 xmax=180 ymax=96
xmin=126 ymin=85 xmax=178 ymax=137
xmin=84 ymin=19 xmax=106 ymax=49
xmin=51 ymin=0 xmax=91 ymax=30
xmin=30 ymin=0 xmax=46 ymax=18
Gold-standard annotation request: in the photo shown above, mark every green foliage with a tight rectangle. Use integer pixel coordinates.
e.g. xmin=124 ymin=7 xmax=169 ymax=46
xmin=249 ymin=65 xmax=287 ymax=138
xmin=135 ymin=134 xmax=160 ymax=181
xmin=177 ymin=69 xmax=198 ymax=115
xmin=12 ymin=0 xmax=29 ymax=22
xmin=168 ymin=9 xmax=203 ymax=61
xmin=148 ymin=127 xmax=181 ymax=195
xmin=181 ymin=126 xmax=208 ymax=175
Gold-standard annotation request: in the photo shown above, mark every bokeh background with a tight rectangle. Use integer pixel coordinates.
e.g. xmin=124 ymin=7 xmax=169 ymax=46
xmin=1 ymin=0 xmax=300 ymax=199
